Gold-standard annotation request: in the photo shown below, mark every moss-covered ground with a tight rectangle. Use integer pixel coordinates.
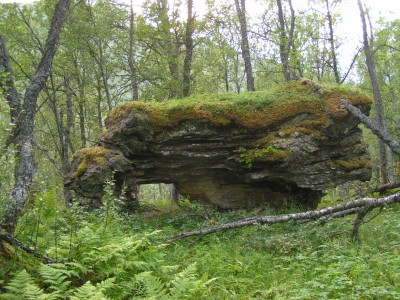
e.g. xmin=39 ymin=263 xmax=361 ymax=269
xmin=104 ymin=79 xmax=372 ymax=134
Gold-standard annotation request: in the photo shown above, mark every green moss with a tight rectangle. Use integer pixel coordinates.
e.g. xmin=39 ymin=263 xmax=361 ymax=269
xmin=237 ymin=146 xmax=288 ymax=168
xmin=333 ymin=157 xmax=372 ymax=170
xmin=73 ymin=146 xmax=111 ymax=179
xmin=73 ymin=159 xmax=87 ymax=179
xmin=105 ymin=79 xmax=372 ymax=136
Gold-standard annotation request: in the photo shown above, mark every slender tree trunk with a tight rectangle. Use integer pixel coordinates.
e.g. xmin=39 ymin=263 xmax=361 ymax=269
xmin=78 ymin=87 xmax=86 ymax=148
xmin=325 ymin=0 xmax=340 ymax=83
xmin=73 ymin=57 xmax=87 ymax=148
xmin=128 ymin=0 xmax=139 ymax=100
xmin=156 ymin=0 xmax=181 ymax=98
xmin=170 ymin=184 xmax=179 ymax=204
xmin=0 ymin=35 xmax=22 ymax=156
xmin=1 ymin=0 xmax=70 ymax=235
xmin=98 ymin=40 xmax=112 ymax=111
xmin=63 ymin=75 xmax=74 ymax=206
xmin=63 ymin=76 xmax=73 ymax=172
xmin=96 ymin=77 xmax=103 ymax=131
xmin=385 ymin=73 xmax=396 ymax=181
xmin=223 ymin=54 xmax=229 ymax=92
xmin=358 ymin=0 xmax=391 ymax=183
xmin=182 ymin=0 xmax=194 ymax=97
xmin=0 ymin=36 xmax=21 ymax=125
xmin=234 ymin=0 xmax=255 ymax=91
xmin=277 ymin=0 xmax=296 ymax=81
xmin=234 ymin=53 xmax=241 ymax=94
xmin=46 ymin=73 xmax=64 ymax=163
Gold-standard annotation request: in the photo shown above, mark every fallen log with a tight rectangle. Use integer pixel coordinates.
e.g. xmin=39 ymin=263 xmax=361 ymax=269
xmin=374 ymin=181 xmax=400 ymax=193
xmin=169 ymin=192 xmax=400 ymax=241
xmin=0 ymin=231 xmax=54 ymax=263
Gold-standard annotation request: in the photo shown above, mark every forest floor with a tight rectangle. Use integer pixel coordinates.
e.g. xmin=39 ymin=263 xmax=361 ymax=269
xmin=1 ymin=191 xmax=400 ymax=299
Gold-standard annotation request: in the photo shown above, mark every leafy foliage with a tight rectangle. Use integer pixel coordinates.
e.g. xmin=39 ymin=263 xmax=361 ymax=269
xmin=1 ymin=210 xmax=213 ymax=299
xmin=1 ymin=0 xmax=400 ymax=299
xmin=2 ymin=186 xmax=400 ymax=299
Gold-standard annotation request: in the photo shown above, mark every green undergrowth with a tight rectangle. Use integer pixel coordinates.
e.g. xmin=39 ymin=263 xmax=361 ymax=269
xmin=1 ymin=190 xmax=400 ymax=299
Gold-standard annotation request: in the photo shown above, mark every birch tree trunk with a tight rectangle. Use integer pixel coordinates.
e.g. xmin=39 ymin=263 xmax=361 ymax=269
xmin=276 ymin=0 xmax=296 ymax=81
xmin=0 ymin=35 xmax=22 ymax=156
xmin=234 ymin=0 xmax=255 ymax=92
xmin=325 ymin=0 xmax=340 ymax=83
xmin=128 ymin=0 xmax=139 ymax=100
xmin=357 ymin=0 xmax=393 ymax=183
xmin=1 ymin=0 xmax=70 ymax=235
xmin=182 ymin=0 xmax=194 ymax=97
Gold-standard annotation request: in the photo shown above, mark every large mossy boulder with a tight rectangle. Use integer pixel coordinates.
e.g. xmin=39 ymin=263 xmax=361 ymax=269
xmin=65 ymin=79 xmax=372 ymax=209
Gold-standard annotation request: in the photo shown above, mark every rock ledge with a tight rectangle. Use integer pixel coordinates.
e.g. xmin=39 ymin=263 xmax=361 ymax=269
xmin=65 ymin=80 xmax=372 ymax=209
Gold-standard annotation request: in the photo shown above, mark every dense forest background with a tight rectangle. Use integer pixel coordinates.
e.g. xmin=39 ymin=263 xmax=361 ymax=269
xmin=1 ymin=0 xmax=400 ymax=298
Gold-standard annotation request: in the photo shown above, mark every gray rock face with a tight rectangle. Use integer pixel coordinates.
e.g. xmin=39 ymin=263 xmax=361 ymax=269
xmin=65 ymin=80 xmax=372 ymax=209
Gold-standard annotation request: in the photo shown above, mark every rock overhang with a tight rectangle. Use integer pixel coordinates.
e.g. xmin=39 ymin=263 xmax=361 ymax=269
xmin=65 ymin=79 xmax=372 ymax=210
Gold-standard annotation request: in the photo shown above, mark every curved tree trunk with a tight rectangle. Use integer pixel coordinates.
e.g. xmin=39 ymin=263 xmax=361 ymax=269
xmin=1 ymin=0 xmax=70 ymax=235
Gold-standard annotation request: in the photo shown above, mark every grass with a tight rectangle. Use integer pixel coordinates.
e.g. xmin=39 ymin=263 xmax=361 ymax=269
xmin=1 ymin=190 xmax=399 ymax=299
xmin=135 ymin=197 xmax=400 ymax=299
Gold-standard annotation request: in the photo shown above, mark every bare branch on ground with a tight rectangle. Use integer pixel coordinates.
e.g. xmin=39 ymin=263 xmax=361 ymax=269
xmin=169 ymin=192 xmax=400 ymax=242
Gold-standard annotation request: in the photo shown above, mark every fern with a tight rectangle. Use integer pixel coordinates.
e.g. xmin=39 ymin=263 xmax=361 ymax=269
xmin=167 ymin=263 xmax=213 ymax=299
xmin=0 ymin=269 xmax=60 ymax=300
xmin=134 ymin=271 xmax=167 ymax=298
xmin=23 ymin=283 xmax=49 ymax=300
xmin=1 ymin=229 xmax=213 ymax=299
xmin=0 ymin=269 xmax=35 ymax=300
xmin=70 ymin=278 xmax=115 ymax=300
xmin=38 ymin=264 xmax=72 ymax=298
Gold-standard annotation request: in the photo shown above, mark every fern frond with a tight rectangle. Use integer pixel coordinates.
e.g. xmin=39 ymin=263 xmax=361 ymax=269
xmin=24 ymin=283 xmax=51 ymax=300
xmin=134 ymin=271 xmax=166 ymax=298
xmin=39 ymin=264 xmax=70 ymax=289
xmin=0 ymin=293 xmax=22 ymax=300
xmin=3 ymin=269 xmax=34 ymax=297
xmin=70 ymin=281 xmax=97 ymax=299
xmin=167 ymin=263 xmax=214 ymax=299
xmin=70 ymin=278 xmax=115 ymax=300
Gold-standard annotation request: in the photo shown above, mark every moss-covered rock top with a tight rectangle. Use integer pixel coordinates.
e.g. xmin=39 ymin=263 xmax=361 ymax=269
xmin=104 ymin=79 xmax=372 ymax=135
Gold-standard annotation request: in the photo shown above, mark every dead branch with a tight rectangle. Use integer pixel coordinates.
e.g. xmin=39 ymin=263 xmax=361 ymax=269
xmin=374 ymin=181 xmax=400 ymax=193
xmin=351 ymin=206 xmax=373 ymax=245
xmin=168 ymin=192 xmax=400 ymax=242
xmin=0 ymin=231 xmax=54 ymax=263
xmin=340 ymin=99 xmax=400 ymax=156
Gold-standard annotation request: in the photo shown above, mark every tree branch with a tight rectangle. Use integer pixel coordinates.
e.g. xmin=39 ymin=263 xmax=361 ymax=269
xmin=0 ymin=34 xmax=21 ymax=134
xmin=168 ymin=192 xmax=400 ymax=241
xmin=340 ymin=99 xmax=400 ymax=155
xmin=0 ymin=231 xmax=54 ymax=263
xmin=374 ymin=181 xmax=400 ymax=193
xmin=351 ymin=206 xmax=373 ymax=245
xmin=340 ymin=47 xmax=361 ymax=84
